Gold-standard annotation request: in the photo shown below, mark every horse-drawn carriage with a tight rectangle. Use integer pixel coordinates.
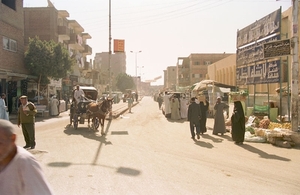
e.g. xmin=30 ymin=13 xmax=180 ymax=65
xmin=69 ymin=86 xmax=113 ymax=135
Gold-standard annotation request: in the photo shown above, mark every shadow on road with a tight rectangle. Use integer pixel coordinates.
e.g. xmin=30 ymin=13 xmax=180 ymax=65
xmin=47 ymin=161 xmax=141 ymax=176
xmin=166 ymin=118 xmax=186 ymax=123
xmin=63 ymin=124 xmax=112 ymax=146
xmin=240 ymin=144 xmax=291 ymax=161
xmin=193 ymin=140 xmax=214 ymax=148
xmin=201 ymin=134 xmax=224 ymax=143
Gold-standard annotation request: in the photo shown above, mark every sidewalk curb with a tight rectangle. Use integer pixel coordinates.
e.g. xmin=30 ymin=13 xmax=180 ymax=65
xmin=112 ymin=102 xmax=139 ymax=119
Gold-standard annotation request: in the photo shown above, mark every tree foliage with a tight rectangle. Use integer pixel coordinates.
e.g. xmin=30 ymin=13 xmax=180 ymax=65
xmin=115 ymin=73 xmax=135 ymax=92
xmin=24 ymin=36 xmax=74 ymax=84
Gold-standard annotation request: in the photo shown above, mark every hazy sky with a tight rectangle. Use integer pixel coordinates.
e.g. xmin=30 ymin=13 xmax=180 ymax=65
xmin=24 ymin=0 xmax=291 ymax=85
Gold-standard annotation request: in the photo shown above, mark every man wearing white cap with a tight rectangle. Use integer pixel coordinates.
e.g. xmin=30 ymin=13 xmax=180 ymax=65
xmin=17 ymin=96 xmax=37 ymax=149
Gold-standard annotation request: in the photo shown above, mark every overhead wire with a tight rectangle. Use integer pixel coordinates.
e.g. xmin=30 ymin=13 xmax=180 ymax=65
xmin=84 ymin=0 xmax=233 ymax=33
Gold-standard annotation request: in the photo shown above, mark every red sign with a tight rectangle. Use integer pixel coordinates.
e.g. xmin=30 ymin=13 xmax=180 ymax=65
xmin=114 ymin=39 xmax=125 ymax=52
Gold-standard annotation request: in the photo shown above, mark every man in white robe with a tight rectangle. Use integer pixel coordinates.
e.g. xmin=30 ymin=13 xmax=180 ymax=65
xmin=163 ymin=92 xmax=171 ymax=118
xmin=0 ymin=93 xmax=8 ymax=120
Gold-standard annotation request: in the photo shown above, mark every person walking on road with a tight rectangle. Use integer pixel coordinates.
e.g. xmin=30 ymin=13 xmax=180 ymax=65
xmin=212 ymin=96 xmax=229 ymax=135
xmin=180 ymin=94 xmax=188 ymax=119
xmin=231 ymin=101 xmax=246 ymax=145
xmin=0 ymin=119 xmax=54 ymax=195
xmin=157 ymin=93 xmax=163 ymax=110
xmin=50 ymin=96 xmax=59 ymax=116
xmin=199 ymin=99 xmax=209 ymax=134
xmin=0 ymin=93 xmax=9 ymax=120
xmin=17 ymin=96 xmax=37 ymax=149
xmin=187 ymin=97 xmax=202 ymax=140
xmin=163 ymin=91 xmax=171 ymax=118
xmin=170 ymin=94 xmax=181 ymax=120
xmin=127 ymin=92 xmax=134 ymax=113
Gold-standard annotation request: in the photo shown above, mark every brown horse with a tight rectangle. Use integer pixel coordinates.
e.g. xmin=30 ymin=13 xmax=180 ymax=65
xmin=86 ymin=98 xmax=113 ymax=135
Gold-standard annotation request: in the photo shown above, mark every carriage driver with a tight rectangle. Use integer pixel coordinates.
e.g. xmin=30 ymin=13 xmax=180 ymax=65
xmin=73 ymin=85 xmax=85 ymax=105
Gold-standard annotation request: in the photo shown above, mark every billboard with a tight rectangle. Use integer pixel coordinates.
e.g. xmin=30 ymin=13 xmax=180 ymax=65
xmin=263 ymin=39 xmax=291 ymax=58
xmin=236 ymin=35 xmax=280 ymax=67
xmin=236 ymin=60 xmax=280 ymax=85
xmin=113 ymin=39 xmax=125 ymax=52
xmin=236 ymin=8 xmax=281 ymax=48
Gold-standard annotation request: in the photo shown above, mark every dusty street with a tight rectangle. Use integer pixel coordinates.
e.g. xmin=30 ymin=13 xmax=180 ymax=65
xmin=14 ymin=96 xmax=300 ymax=195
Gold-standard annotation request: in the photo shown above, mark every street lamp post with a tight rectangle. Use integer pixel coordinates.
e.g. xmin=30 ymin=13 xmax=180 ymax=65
xmin=130 ymin=51 xmax=142 ymax=92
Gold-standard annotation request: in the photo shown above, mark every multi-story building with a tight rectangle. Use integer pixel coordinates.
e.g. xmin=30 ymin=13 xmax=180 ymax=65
xmin=0 ymin=0 xmax=36 ymax=113
xmin=176 ymin=53 xmax=233 ymax=88
xmin=23 ymin=2 xmax=92 ymax=98
xmin=207 ymin=54 xmax=236 ymax=87
xmin=165 ymin=66 xmax=177 ymax=91
xmin=94 ymin=52 xmax=126 ymax=93
xmin=177 ymin=57 xmax=190 ymax=87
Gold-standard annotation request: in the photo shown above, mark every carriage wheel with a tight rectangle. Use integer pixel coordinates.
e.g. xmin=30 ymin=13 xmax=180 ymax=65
xmin=73 ymin=114 xmax=78 ymax=129
xmin=93 ymin=117 xmax=100 ymax=130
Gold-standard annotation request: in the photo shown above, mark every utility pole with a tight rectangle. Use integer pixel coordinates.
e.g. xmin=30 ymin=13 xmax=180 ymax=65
xmin=130 ymin=51 xmax=142 ymax=92
xmin=291 ymin=0 xmax=299 ymax=132
xmin=108 ymin=0 xmax=112 ymax=97
xmin=108 ymin=0 xmax=112 ymax=119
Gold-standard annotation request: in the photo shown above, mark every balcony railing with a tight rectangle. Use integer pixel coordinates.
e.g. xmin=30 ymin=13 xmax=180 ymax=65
xmin=57 ymin=26 xmax=70 ymax=40
xmin=69 ymin=33 xmax=84 ymax=51
xmin=84 ymin=61 xmax=91 ymax=70
xmin=82 ymin=44 xmax=92 ymax=55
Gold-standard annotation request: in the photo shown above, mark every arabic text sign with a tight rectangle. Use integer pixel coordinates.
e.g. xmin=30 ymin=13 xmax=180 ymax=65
xmin=236 ymin=8 xmax=281 ymax=48
xmin=236 ymin=60 xmax=280 ymax=85
xmin=263 ymin=39 xmax=291 ymax=58
xmin=236 ymin=35 xmax=280 ymax=67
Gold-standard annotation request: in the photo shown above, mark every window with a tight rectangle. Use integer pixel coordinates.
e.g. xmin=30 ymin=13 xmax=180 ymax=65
xmin=1 ymin=0 xmax=16 ymax=10
xmin=2 ymin=37 xmax=17 ymax=52
xmin=3 ymin=37 xmax=9 ymax=50
xmin=194 ymin=61 xmax=200 ymax=65
xmin=194 ymin=74 xmax=200 ymax=78
xmin=204 ymin=61 xmax=211 ymax=65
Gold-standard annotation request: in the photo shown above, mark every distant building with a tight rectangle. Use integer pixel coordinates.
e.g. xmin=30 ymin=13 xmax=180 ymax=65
xmin=177 ymin=53 xmax=233 ymax=88
xmin=164 ymin=66 xmax=177 ymax=91
xmin=94 ymin=52 xmax=126 ymax=92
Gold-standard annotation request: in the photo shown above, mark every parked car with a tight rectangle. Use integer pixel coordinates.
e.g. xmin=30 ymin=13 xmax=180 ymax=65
xmin=28 ymin=96 xmax=44 ymax=103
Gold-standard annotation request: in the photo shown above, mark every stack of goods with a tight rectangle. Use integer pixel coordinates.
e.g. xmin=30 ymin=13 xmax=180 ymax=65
xmin=242 ymin=115 xmax=298 ymax=148
xmin=229 ymin=91 xmax=248 ymax=102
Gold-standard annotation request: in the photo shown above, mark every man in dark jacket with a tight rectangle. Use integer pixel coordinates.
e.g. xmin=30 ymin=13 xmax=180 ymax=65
xmin=17 ymin=96 xmax=37 ymax=149
xmin=187 ymin=97 xmax=202 ymax=140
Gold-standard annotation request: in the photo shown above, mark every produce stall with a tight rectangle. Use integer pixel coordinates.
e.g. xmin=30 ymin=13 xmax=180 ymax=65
xmin=225 ymin=115 xmax=300 ymax=148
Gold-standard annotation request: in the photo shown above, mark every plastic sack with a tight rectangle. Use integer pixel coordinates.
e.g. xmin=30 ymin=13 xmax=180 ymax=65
xmin=244 ymin=131 xmax=266 ymax=143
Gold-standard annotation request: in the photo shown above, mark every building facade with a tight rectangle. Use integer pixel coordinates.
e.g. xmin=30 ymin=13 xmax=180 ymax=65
xmin=0 ymin=0 xmax=36 ymax=113
xmin=165 ymin=66 xmax=177 ymax=91
xmin=175 ymin=53 xmax=233 ymax=88
xmin=24 ymin=2 xmax=92 ymax=99
xmin=94 ymin=52 xmax=126 ymax=93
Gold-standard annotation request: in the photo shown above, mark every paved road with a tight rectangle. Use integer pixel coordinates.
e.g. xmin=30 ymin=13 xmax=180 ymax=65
xmin=12 ymin=96 xmax=300 ymax=195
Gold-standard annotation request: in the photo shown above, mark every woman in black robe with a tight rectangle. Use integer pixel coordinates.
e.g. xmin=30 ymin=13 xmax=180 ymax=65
xmin=231 ymin=101 xmax=245 ymax=145
xmin=199 ymin=100 xmax=209 ymax=134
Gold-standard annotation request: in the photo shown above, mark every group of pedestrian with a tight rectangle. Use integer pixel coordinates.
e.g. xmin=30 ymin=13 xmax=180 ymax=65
xmin=161 ymin=92 xmax=189 ymax=120
xmin=187 ymin=97 xmax=209 ymax=140
xmin=187 ymin=95 xmax=245 ymax=145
